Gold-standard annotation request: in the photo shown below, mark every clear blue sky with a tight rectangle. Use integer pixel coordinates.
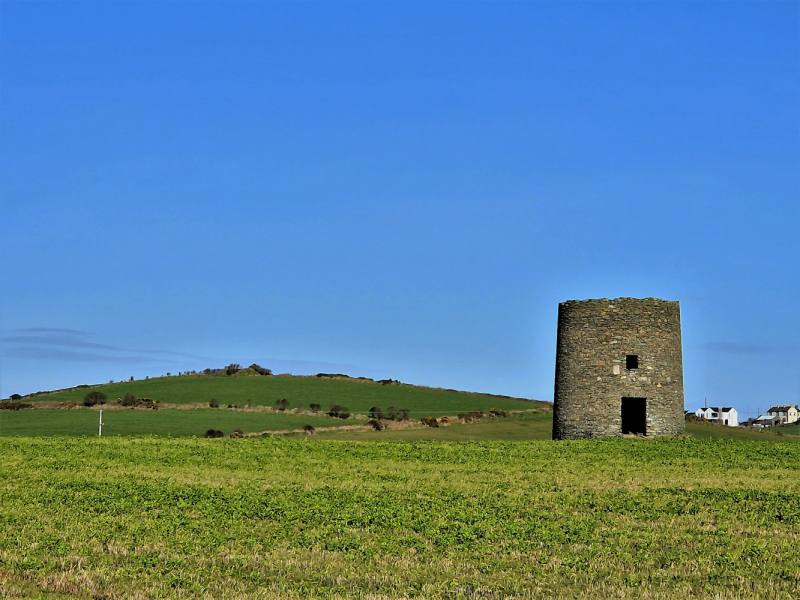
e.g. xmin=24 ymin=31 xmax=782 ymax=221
xmin=2 ymin=1 xmax=798 ymax=417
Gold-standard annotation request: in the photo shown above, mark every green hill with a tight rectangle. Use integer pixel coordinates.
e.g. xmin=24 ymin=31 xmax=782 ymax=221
xmin=2 ymin=372 xmax=548 ymax=438
xmin=20 ymin=371 xmax=544 ymax=416
xmin=8 ymin=372 xmax=797 ymax=442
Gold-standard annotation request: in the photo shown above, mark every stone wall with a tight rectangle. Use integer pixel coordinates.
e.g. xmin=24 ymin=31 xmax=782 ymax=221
xmin=552 ymin=297 xmax=685 ymax=440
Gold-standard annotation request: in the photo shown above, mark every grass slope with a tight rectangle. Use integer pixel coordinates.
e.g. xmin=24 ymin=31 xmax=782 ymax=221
xmin=0 ymin=409 xmax=347 ymax=437
xmin=318 ymin=410 xmax=554 ymax=441
xmin=321 ymin=415 xmax=796 ymax=442
xmin=22 ymin=373 xmax=541 ymax=416
xmin=1 ymin=437 xmax=798 ymax=599
xmin=776 ymin=422 xmax=800 ymax=436
xmin=4 ymin=408 xmax=797 ymax=440
xmin=686 ymin=421 xmax=800 ymax=440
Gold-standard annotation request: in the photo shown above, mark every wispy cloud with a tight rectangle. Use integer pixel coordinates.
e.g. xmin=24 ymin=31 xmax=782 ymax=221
xmin=8 ymin=347 xmax=167 ymax=364
xmin=15 ymin=327 xmax=92 ymax=336
xmin=701 ymin=342 xmax=800 ymax=355
xmin=1 ymin=328 xmax=209 ymax=364
xmin=4 ymin=334 xmax=130 ymax=352
xmin=0 ymin=328 xmax=375 ymax=377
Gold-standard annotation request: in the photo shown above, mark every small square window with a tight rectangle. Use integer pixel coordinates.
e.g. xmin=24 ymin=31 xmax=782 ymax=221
xmin=626 ymin=355 xmax=639 ymax=370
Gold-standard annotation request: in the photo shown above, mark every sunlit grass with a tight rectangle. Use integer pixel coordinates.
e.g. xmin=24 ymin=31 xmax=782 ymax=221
xmin=0 ymin=408 xmax=350 ymax=437
xmin=22 ymin=373 xmax=542 ymax=416
xmin=1 ymin=437 xmax=798 ymax=599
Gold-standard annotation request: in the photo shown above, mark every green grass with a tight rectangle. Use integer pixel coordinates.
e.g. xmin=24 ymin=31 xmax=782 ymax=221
xmin=321 ymin=414 xmax=799 ymax=442
xmin=0 ymin=579 xmax=85 ymax=600
xmin=22 ymin=373 xmax=541 ymax=416
xmin=0 ymin=408 xmax=350 ymax=437
xmin=776 ymin=423 xmax=800 ymax=436
xmin=318 ymin=410 xmax=554 ymax=441
xmin=1 ymin=437 xmax=798 ymax=599
xmin=5 ymin=408 xmax=797 ymax=441
xmin=684 ymin=421 xmax=799 ymax=440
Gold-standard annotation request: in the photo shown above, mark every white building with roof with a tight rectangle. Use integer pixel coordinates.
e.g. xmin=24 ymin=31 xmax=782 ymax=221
xmin=695 ymin=406 xmax=739 ymax=427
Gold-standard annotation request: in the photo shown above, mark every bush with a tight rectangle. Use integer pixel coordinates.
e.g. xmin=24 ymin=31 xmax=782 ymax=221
xmin=10 ymin=394 xmax=22 ymax=401
xmin=249 ymin=364 xmax=272 ymax=376
xmin=275 ymin=398 xmax=289 ymax=411
xmin=303 ymin=424 xmax=316 ymax=434
xmin=458 ymin=410 xmax=484 ymax=423
xmin=328 ymin=404 xmax=351 ymax=419
xmin=382 ymin=406 xmax=410 ymax=421
xmin=0 ymin=401 xmax=32 ymax=411
xmin=225 ymin=363 xmax=241 ymax=376
xmin=209 ymin=398 xmax=220 ymax=408
xmin=309 ymin=403 xmax=321 ymax=412
xmin=439 ymin=416 xmax=451 ymax=425
xmin=489 ymin=408 xmax=507 ymax=418
xmin=368 ymin=406 xmax=384 ymax=420
xmin=204 ymin=429 xmax=224 ymax=438
xmin=230 ymin=428 xmax=244 ymax=439
xmin=121 ymin=393 xmax=138 ymax=407
xmin=367 ymin=419 xmax=384 ymax=431
xmin=421 ymin=416 xmax=439 ymax=428
xmin=83 ymin=391 xmax=107 ymax=407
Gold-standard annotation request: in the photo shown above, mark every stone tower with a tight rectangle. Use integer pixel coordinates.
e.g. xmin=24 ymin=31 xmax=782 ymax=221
xmin=552 ymin=297 xmax=685 ymax=440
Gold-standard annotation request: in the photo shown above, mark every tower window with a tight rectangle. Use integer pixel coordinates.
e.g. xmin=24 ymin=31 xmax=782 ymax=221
xmin=626 ymin=355 xmax=639 ymax=370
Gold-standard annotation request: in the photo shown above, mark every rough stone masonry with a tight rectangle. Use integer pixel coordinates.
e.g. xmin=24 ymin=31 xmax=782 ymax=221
xmin=552 ymin=297 xmax=685 ymax=440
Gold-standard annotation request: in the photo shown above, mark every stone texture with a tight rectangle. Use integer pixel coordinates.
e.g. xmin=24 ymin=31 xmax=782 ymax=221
xmin=552 ymin=297 xmax=685 ymax=440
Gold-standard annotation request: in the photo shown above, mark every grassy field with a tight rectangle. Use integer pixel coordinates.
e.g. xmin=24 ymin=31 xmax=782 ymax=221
xmin=775 ymin=422 xmax=800 ymax=436
xmin=20 ymin=373 xmax=541 ymax=417
xmin=1 ymin=436 xmax=798 ymax=599
xmin=4 ymin=406 xmax=797 ymax=441
xmin=317 ymin=410 xmax=554 ymax=441
xmin=684 ymin=421 xmax=800 ymax=440
xmin=0 ymin=409 xmax=352 ymax=438
xmin=317 ymin=413 xmax=799 ymax=442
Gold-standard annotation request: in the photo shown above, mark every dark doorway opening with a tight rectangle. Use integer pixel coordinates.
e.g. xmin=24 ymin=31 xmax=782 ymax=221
xmin=621 ymin=397 xmax=647 ymax=435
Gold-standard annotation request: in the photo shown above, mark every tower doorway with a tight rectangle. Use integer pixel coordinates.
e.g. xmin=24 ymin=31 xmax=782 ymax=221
xmin=621 ymin=397 xmax=647 ymax=435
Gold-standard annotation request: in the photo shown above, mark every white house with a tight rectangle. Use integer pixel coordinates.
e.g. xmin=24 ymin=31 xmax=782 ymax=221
xmin=694 ymin=407 xmax=713 ymax=420
xmin=695 ymin=407 xmax=739 ymax=427
xmin=766 ymin=405 xmax=799 ymax=425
